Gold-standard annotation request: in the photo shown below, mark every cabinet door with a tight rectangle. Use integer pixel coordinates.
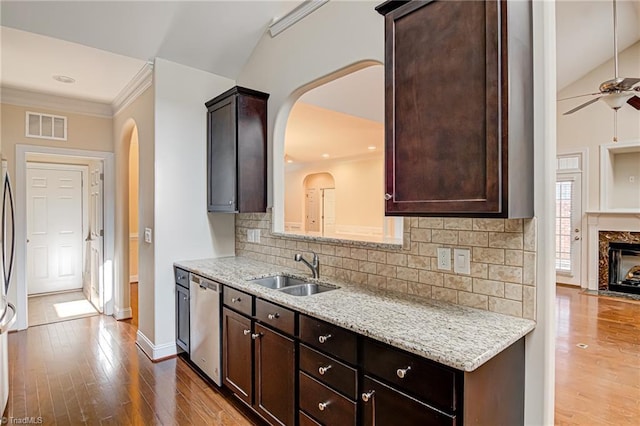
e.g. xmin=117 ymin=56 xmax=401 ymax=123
xmin=361 ymin=376 xmax=456 ymax=426
xmin=175 ymin=285 xmax=190 ymax=353
xmin=207 ymin=95 xmax=237 ymax=212
xmin=254 ymin=324 xmax=295 ymax=426
xmin=222 ymin=307 xmax=253 ymax=405
xmin=382 ymin=0 xmax=503 ymax=216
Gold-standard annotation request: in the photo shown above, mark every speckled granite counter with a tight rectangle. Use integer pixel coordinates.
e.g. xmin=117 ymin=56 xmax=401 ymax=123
xmin=175 ymin=256 xmax=536 ymax=372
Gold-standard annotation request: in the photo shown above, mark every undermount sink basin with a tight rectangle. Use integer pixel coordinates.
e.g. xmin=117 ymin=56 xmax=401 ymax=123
xmin=249 ymin=275 xmax=309 ymax=289
xmin=277 ymin=283 xmax=337 ymax=296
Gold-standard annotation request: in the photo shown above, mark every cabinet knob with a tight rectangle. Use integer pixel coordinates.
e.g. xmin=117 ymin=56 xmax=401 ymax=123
xmin=396 ymin=366 xmax=412 ymax=379
xmin=318 ymin=402 xmax=329 ymax=411
xmin=318 ymin=334 xmax=332 ymax=344
xmin=267 ymin=313 xmax=279 ymax=320
xmin=384 ymin=193 xmax=392 ymax=201
xmin=243 ymin=329 xmax=251 ymax=336
xmin=183 ymin=296 xmax=187 ymax=301
xmin=229 ymin=200 xmax=233 ymax=205
xmin=318 ymin=365 xmax=332 ymax=375
xmin=361 ymin=390 xmax=375 ymax=403
xmin=251 ymin=333 xmax=262 ymax=340
xmin=232 ymin=297 xmax=241 ymax=303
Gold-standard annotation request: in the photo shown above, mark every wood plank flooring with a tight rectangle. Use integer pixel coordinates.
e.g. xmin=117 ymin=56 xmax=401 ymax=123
xmin=4 ymin=316 xmax=254 ymax=425
xmin=555 ymin=285 xmax=640 ymax=425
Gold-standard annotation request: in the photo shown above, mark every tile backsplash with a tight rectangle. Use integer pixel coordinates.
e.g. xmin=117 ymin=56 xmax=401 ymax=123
xmin=236 ymin=212 xmax=536 ymax=320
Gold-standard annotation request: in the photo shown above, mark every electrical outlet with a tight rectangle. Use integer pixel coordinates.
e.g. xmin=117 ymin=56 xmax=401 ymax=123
xmin=437 ymin=248 xmax=451 ymax=271
xmin=247 ymin=229 xmax=261 ymax=243
xmin=453 ymin=248 xmax=471 ymax=274
xmin=144 ymin=227 xmax=152 ymax=244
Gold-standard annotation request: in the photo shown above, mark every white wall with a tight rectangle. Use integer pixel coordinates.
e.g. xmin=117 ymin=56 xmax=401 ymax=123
xmin=151 ymin=58 xmax=236 ymax=356
xmin=557 ymin=41 xmax=640 ymax=211
xmin=611 ymin=152 xmax=640 ymax=209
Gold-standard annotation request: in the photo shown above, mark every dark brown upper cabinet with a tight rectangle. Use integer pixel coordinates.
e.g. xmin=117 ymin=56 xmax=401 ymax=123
xmin=377 ymin=0 xmax=533 ymax=218
xmin=205 ymin=86 xmax=269 ymax=213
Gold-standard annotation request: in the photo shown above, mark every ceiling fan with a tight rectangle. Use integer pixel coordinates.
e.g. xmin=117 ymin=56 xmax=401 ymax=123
xmin=560 ymin=0 xmax=640 ymax=141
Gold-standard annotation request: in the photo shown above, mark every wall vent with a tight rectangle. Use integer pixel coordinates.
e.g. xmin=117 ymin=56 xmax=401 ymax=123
xmin=25 ymin=111 xmax=67 ymax=140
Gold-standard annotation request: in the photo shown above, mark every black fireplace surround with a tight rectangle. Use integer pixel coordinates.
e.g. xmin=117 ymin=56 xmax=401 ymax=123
xmin=608 ymin=242 xmax=640 ymax=295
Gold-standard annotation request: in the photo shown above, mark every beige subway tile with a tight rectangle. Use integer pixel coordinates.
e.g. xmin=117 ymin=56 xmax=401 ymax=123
xmin=285 ymin=240 xmax=298 ymax=249
xmin=443 ymin=275 xmax=473 ymax=292
xmin=523 ymin=286 xmax=536 ymax=320
xmin=335 ymin=268 xmax=349 ymax=282
xmin=472 ymin=247 xmax=505 ymax=265
xmin=397 ymin=267 xmax=419 ymax=282
xmin=408 ymin=282 xmax=432 ymax=298
xmin=322 ymin=266 xmax=337 ymax=278
xmin=419 ymin=270 xmax=444 ymax=286
xmin=368 ymin=250 xmax=387 ymax=263
xmin=432 ymin=230 xmax=459 ymax=244
xmin=458 ymin=231 xmax=489 ymax=247
xmin=505 ymin=283 xmax=523 ymax=301
xmin=359 ymin=261 xmax=377 ymax=274
xmin=488 ymin=232 xmax=523 ymax=249
xmin=350 ymin=248 xmax=368 ymax=261
xmin=488 ymin=297 xmax=523 ymax=317
xmin=523 ymin=218 xmax=537 ymax=251
xmin=349 ymin=271 xmax=368 ymax=285
xmin=458 ymin=292 xmax=489 ymax=310
xmin=324 ymin=255 xmax=343 ymax=268
xmin=432 ymin=287 xmax=458 ymax=303
xmin=419 ymin=243 xmax=439 ymax=257
xmin=403 ymin=232 xmax=411 ymax=249
xmin=473 ymin=219 xmax=505 ymax=232
xmin=386 ymin=252 xmax=408 ymax=267
xmin=470 ymin=262 xmax=488 ymax=279
xmin=473 ymin=278 xmax=505 ymax=297
xmin=504 ymin=219 xmax=523 ymax=233
xmin=408 ymin=255 xmax=430 ymax=269
xmin=410 ymin=217 xmax=419 ymax=228
xmin=336 ymin=246 xmax=350 ymax=258
xmin=368 ymin=274 xmax=387 ymax=289
xmin=296 ymin=241 xmax=309 ymax=250
xmin=431 ymin=258 xmax=440 ymax=271
xmin=505 ymin=250 xmax=524 ymax=266
xmin=411 ymin=228 xmax=432 ymax=242
xmin=488 ymin=264 xmax=522 ymax=284
xmin=321 ymin=245 xmax=336 ymax=256
xmin=444 ymin=218 xmax=473 ymax=230
xmin=342 ymin=258 xmax=358 ymax=271
xmin=523 ymin=252 xmax=536 ymax=286
xmin=419 ymin=218 xmax=444 ymax=229
xmin=308 ymin=242 xmax=321 ymax=252
xmin=376 ymin=264 xmax=397 ymax=278
xmin=387 ymin=278 xmax=409 ymax=293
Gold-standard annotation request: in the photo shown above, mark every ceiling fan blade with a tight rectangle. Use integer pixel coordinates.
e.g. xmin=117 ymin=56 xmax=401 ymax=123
xmin=558 ymin=92 xmax=601 ymax=101
xmin=563 ymin=97 xmax=602 ymax=115
xmin=627 ymin=96 xmax=640 ymax=110
xmin=617 ymin=78 xmax=640 ymax=90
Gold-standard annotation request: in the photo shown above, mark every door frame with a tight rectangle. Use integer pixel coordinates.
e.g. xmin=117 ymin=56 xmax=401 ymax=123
xmin=25 ymin=162 xmax=89 ymax=295
xmin=15 ymin=145 xmax=115 ymax=330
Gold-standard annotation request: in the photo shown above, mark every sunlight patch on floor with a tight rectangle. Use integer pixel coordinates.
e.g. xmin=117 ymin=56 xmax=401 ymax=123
xmin=53 ymin=299 xmax=98 ymax=318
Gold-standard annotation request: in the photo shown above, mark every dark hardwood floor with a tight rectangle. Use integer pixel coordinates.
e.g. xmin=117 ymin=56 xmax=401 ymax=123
xmin=4 ymin=315 xmax=253 ymax=425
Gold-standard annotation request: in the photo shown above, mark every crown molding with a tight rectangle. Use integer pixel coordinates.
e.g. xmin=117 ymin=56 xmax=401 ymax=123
xmin=0 ymin=86 xmax=113 ymax=118
xmin=268 ymin=0 xmax=329 ymax=37
xmin=111 ymin=62 xmax=153 ymax=116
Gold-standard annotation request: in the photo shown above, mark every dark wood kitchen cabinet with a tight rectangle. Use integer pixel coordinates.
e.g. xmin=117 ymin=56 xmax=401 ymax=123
xmin=174 ymin=267 xmax=190 ymax=353
xmin=222 ymin=307 xmax=253 ymax=405
xmin=376 ymin=0 xmax=533 ymax=217
xmin=205 ymin=86 xmax=269 ymax=213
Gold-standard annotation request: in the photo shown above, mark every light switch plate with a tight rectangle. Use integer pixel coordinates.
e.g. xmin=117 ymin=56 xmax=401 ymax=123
xmin=437 ymin=248 xmax=451 ymax=271
xmin=144 ymin=227 xmax=152 ymax=244
xmin=454 ymin=248 xmax=471 ymax=274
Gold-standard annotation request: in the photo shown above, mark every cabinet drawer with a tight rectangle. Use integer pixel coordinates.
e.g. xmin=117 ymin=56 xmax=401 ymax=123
xmin=223 ymin=286 xmax=253 ymax=316
xmin=362 ymin=339 xmax=459 ymax=413
xmin=255 ymin=298 xmax=295 ymax=335
xmin=174 ymin=267 xmax=189 ymax=288
xmin=299 ymin=315 xmax=357 ymax=365
xmin=299 ymin=344 xmax=357 ymax=400
xmin=299 ymin=372 xmax=356 ymax=426
xmin=299 ymin=411 xmax=321 ymax=426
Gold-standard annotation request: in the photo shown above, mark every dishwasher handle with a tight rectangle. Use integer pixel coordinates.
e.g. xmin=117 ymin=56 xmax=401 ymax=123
xmin=190 ymin=274 xmax=220 ymax=292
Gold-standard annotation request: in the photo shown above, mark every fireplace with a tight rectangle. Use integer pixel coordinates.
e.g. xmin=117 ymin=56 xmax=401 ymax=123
xmin=608 ymin=243 xmax=640 ymax=294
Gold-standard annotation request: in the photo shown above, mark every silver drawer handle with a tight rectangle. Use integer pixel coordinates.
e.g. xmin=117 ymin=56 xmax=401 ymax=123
xmin=251 ymin=333 xmax=262 ymax=340
xmin=318 ymin=402 xmax=329 ymax=411
xmin=361 ymin=390 xmax=375 ymax=403
xmin=318 ymin=334 xmax=332 ymax=344
xmin=318 ymin=365 xmax=332 ymax=375
xmin=232 ymin=297 xmax=241 ymax=303
xmin=243 ymin=329 xmax=251 ymax=336
xmin=267 ymin=313 xmax=279 ymax=320
xmin=384 ymin=193 xmax=392 ymax=201
xmin=397 ymin=366 xmax=412 ymax=379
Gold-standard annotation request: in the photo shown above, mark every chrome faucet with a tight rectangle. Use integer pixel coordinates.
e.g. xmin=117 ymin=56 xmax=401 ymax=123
xmin=294 ymin=251 xmax=320 ymax=279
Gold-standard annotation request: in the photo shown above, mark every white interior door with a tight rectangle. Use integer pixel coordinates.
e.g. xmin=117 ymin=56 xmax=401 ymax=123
xmin=322 ymin=188 xmax=336 ymax=237
xmin=89 ymin=162 xmax=103 ymax=311
xmin=555 ymin=173 xmax=582 ymax=286
xmin=27 ymin=166 xmax=84 ymax=295
xmin=305 ymin=188 xmax=319 ymax=233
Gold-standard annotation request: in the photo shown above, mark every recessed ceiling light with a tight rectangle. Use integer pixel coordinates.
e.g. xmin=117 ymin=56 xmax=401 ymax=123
xmin=287 ymin=159 xmax=293 ymax=163
xmin=321 ymin=153 xmax=330 ymax=158
xmin=367 ymin=146 xmax=376 ymax=150
xmin=53 ymin=75 xmax=76 ymax=84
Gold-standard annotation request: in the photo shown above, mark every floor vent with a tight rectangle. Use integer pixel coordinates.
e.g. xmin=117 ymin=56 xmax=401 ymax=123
xmin=26 ymin=111 xmax=67 ymax=140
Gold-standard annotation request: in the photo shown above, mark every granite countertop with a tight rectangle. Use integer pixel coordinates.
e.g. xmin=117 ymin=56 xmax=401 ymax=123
xmin=175 ymin=256 xmax=536 ymax=372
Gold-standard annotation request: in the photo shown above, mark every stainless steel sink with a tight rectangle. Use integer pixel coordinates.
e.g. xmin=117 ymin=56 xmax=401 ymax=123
xmin=277 ymin=283 xmax=337 ymax=296
xmin=249 ymin=275 xmax=309 ymax=289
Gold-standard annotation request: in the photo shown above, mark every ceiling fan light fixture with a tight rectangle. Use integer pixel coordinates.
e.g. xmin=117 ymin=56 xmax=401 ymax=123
xmin=602 ymin=92 xmax=634 ymax=109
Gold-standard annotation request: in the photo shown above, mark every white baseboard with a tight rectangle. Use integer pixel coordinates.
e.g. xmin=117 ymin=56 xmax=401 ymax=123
xmin=113 ymin=306 xmax=132 ymax=320
xmin=129 ymin=275 xmax=138 ymax=283
xmin=136 ymin=330 xmax=177 ymax=361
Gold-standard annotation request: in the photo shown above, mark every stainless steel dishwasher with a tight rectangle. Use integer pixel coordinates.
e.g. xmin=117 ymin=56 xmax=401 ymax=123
xmin=189 ymin=273 xmax=221 ymax=386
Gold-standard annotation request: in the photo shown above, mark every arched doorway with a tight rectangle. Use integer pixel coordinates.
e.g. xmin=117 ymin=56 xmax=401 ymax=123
xmin=303 ymin=173 xmax=335 ymax=237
